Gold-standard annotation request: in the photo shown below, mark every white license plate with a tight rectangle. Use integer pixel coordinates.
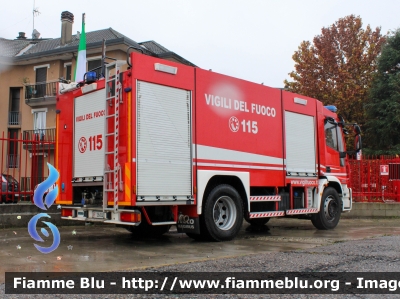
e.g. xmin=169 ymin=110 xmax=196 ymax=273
xmin=93 ymin=211 xmax=104 ymax=219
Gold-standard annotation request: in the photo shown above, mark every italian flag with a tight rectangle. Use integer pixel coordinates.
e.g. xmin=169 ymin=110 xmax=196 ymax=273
xmin=74 ymin=13 xmax=86 ymax=82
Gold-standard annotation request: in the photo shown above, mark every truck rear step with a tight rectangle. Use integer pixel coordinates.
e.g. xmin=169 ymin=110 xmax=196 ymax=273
xmin=151 ymin=221 xmax=177 ymax=226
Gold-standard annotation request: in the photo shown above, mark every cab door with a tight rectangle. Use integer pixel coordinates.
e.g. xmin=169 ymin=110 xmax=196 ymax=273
xmin=323 ymin=118 xmax=347 ymax=173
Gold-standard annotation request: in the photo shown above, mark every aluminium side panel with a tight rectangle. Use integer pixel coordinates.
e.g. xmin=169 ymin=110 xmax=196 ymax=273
xmin=136 ymin=81 xmax=192 ymax=198
xmin=284 ymin=111 xmax=316 ymax=175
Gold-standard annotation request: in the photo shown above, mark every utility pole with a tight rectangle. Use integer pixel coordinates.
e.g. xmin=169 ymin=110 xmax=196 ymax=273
xmin=33 ymin=0 xmax=40 ymax=33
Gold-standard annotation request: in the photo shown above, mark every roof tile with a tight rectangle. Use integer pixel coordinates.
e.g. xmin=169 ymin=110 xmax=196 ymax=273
xmin=0 ymin=38 xmax=31 ymax=57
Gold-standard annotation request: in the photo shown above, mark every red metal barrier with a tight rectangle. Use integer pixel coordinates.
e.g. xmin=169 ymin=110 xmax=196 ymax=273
xmin=0 ymin=131 xmax=55 ymax=203
xmin=349 ymin=155 xmax=400 ymax=202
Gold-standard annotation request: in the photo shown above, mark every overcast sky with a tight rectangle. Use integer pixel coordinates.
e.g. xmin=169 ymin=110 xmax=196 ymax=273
xmin=1 ymin=0 xmax=399 ymax=87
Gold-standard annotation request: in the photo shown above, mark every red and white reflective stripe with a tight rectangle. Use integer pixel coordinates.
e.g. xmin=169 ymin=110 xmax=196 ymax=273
xmin=286 ymin=208 xmax=318 ymax=215
xmin=249 ymin=211 xmax=285 ymax=218
xmin=196 ymin=162 xmax=283 ymax=171
xmin=250 ymin=196 xmax=281 ymax=202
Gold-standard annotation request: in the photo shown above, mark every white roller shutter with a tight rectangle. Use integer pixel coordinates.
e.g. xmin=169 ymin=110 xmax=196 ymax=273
xmin=137 ymin=81 xmax=192 ymax=199
xmin=285 ymin=111 xmax=316 ymax=175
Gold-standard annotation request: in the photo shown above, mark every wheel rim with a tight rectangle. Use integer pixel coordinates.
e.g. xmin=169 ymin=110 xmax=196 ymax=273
xmin=323 ymin=195 xmax=338 ymax=222
xmin=213 ymin=196 xmax=237 ymax=230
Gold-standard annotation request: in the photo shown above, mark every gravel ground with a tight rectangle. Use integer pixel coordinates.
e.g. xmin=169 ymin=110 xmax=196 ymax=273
xmin=2 ymin=235 xmax=400 ymax=299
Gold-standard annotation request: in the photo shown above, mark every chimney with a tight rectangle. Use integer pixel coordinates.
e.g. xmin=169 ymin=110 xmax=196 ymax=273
xmin=61 ymin=11 xmax=74 ymax=46
xmin=16 ymin=32 xmax=27 ymax=39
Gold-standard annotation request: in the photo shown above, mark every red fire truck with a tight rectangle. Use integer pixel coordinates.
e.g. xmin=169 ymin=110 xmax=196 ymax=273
xmin=56 ymin=51 xmax=361 ymax=241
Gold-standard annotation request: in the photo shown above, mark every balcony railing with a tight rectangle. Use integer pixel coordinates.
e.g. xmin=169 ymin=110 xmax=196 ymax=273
xmin=25 ymin=81 xmax=58 ymax=106
xmin=20 ymin=176 xmax=48 ymax=201
xmin=8 ymin=111 xmax=21 ymax=126
xmin=21 ymin=176 xmax=47 ymax=191
xmin=22 ymin=128 xmax=56 ymax=151
xmin=23 ymin=128 xmax=56 ymax=143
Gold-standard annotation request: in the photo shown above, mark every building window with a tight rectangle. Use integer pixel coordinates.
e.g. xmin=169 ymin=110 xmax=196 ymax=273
xmin=9 ymin=88 xmax=21 ymax=125
xmin=88 ymin=59 xmax=102 ymax=78
xmin=32 ymin=108 xmax=47 ymax=141
xmin=35 ymin=67 xmax=48 ymax=97
xmin=7 ymin=129 xmax=19 ymax=168
xmin=65 ymin=64 xmax=72 ymax=81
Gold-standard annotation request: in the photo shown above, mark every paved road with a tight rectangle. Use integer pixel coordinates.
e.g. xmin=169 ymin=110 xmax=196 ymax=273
xmin=1 ymin=218 xmax=399 ymax=280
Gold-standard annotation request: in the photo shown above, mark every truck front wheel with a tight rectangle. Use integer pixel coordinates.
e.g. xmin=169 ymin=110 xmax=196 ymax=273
xmin=202 ymin=184 xmax=243 ymax=241
xmin=311 ymin=187 xmax=341 ymax=230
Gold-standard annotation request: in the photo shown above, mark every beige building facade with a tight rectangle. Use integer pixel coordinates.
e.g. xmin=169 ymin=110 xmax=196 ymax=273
xmin=0 ymin=11 xmax=195 ymax=198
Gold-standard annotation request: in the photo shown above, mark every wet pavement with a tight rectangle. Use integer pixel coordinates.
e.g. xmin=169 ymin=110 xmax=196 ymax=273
xmin=1 ymin=217 xmax=399 ymax=283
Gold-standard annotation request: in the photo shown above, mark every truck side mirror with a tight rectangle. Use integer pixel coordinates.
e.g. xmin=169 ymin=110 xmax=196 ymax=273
xmin=339 ymin=152 xmax=346 ymax=158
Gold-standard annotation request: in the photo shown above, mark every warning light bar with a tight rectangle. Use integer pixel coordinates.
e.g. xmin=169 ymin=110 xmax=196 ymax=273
xmin=324 ymin=105 xmax=338 ymax=113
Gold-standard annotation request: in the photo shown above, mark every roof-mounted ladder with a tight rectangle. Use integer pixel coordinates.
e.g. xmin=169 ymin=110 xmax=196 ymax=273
xmin=103 ymin=61 xmax=124 ymax=213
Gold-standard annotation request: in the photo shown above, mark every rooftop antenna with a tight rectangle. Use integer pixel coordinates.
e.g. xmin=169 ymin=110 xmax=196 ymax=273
xmin=32 ymin=0 xmax=40 ymax=34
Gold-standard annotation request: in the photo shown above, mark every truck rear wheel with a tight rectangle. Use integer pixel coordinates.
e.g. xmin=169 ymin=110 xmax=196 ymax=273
xmin=186 ymin=215 xmax=212 ymax=241
xmin=311 ymin=187 xmax=341 ymax=230
xmin=202 ymin=184 xmax=243 ymax=241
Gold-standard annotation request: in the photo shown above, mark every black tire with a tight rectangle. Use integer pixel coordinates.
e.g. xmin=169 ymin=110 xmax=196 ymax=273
xmin=125 ymin=221 xmax=171 ymax=238
xmin=311 ymin=187 xmax=342 ymax=230
xmin=186 ymin=212 xmax=213 ymax=241
xmin=245 ymin=217 xmax=270 ymax=226
xmin=201 ymin=184 xmax=243 ymax=241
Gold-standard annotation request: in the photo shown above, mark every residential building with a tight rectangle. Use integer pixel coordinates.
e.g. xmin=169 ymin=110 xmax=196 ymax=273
xmin=0 ymin=11 xmax=195 ymax=198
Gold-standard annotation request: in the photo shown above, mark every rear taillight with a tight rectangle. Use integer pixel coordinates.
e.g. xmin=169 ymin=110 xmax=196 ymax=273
xmin=61 ymin=209 xmax=73 ymax=217
xmin=120 ymin=212 xmax=141 ymax=223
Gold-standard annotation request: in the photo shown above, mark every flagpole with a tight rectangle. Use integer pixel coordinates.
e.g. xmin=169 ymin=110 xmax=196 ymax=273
xmin=100 ymin=38 xmax=106 ymax=78
xmin=74 ymin=13 xmax=87 ymax=82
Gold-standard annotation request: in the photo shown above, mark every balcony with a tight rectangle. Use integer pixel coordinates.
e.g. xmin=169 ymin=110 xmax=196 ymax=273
xmin=22 ymin=128 xmax=56 ymax=151
xmin=8 ymin=111 xmax=21 ymax=126
xmin=25 ymin=81 xmax=58 ymax=107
